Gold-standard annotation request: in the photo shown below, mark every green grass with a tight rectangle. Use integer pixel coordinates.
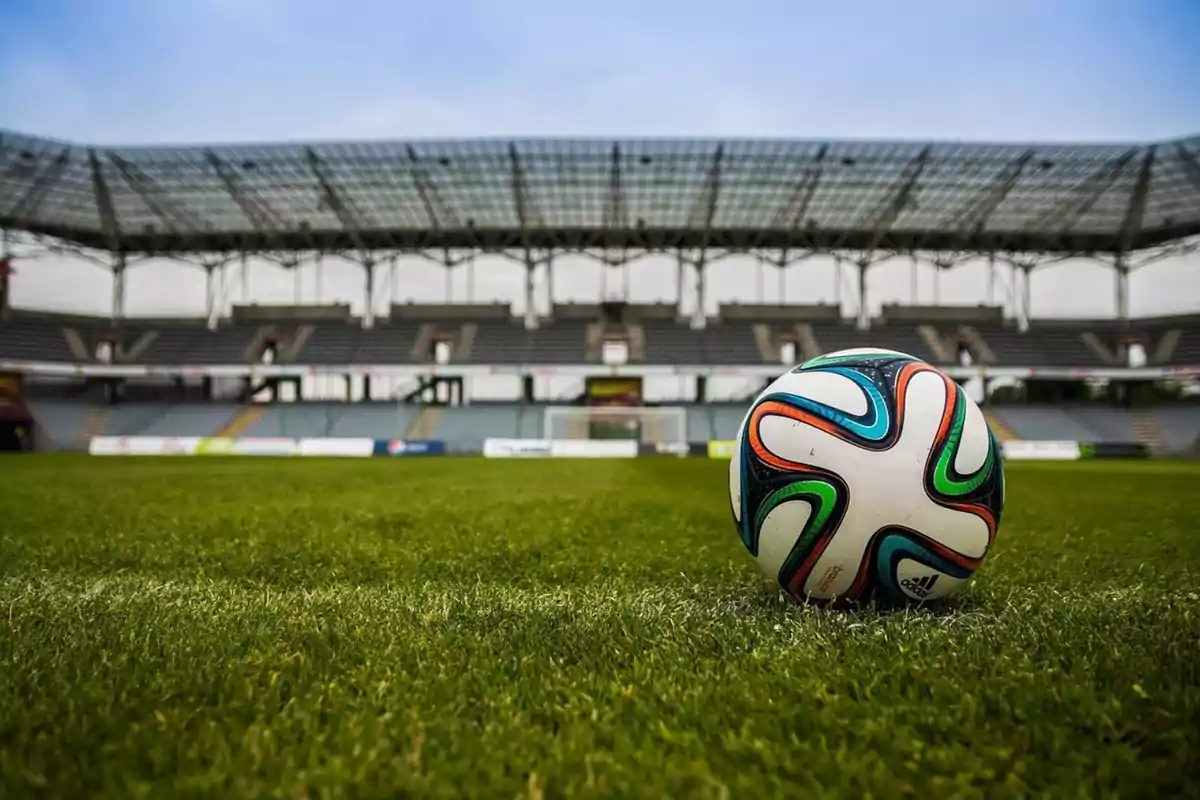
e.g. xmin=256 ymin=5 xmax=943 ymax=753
xmin=1 ymin=456 xmax=1198 ymax=799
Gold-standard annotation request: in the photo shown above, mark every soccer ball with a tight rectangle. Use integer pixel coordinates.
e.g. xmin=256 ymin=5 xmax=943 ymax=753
xmin=729 ymin=348 xmax=1004 ymax=605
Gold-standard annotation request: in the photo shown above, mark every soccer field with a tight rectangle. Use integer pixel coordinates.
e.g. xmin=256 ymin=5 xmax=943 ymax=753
xmin=1 ymin=456 xmax=1197 ymax=798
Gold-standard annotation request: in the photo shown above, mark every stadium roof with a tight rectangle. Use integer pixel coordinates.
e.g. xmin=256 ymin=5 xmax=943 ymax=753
xmin=2 ymin=129 xmax=1199 ymax=257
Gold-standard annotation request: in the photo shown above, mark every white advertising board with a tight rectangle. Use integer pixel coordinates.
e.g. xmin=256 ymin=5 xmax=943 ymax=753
xmin=1001 ymin=440 xmax=1081 ymax=461
xmin=89 ymin=436 xmax=200 ymax=456
xmin=550 ymin=439 xmax=639 ymax=458
xmin=231 ymin=438 xmax=298 ymax=456
xmin=483 ymin=438 xmax=552 ymax=458
xmin=297 ymin=438 xmax=375 ymax=458
xmin=483 ymin=438 xmax=639 ymax=458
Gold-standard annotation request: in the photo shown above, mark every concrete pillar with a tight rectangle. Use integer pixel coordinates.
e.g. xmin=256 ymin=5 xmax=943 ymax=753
xmin=1115 ymin=256 xmax=1130 ymax=320
xmin=467 ymin=253 xmax=476 ymax=303
xmin=523 ymin=250 xmax=538 ymax=329
xmin=314 ymin=253 xmax=324 ymax=303
xmin=691 ymin=253 xmax=707 ymax=329
xmin=1018 ymin=265 xmax=1032 ymax=333
xmin=910 ymin=255 xmax=919 ymax=304
xmin=205 ymin=263 xmax=217 ymax=330
xmin=389 ymin=255 xmax=399 ymax=305
xmin=675 ymin=252 xmax=686 ymax=318
xmin=987 ymin=252 xmax=996 ymax=305
xmin=240 ymin=252 xmax=249 ymax=302
xmin=856 ymin=259 xmax=870 ymax=331
xmin=111 ymin=253 xmax=127 ymax=321
xmin=363 ymin=259 xmax=376 ymax=329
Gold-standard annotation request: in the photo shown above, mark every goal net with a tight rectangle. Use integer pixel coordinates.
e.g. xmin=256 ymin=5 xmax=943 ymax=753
xmin=542 ymin=406 xmax=689 ymax=452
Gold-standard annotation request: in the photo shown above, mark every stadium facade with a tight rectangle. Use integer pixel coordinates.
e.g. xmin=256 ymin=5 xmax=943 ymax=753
xmin=1 ymin=128 xmax=1199 ymax=455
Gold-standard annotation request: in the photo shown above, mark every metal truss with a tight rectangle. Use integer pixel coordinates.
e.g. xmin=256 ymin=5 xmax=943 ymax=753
xmin=3 ymin=130 xmax=1200 ymax=329
xmin=205 ymin=149 xmax=290 ymax=238
xmin=4 ymin=147 xmax=70 ymax=227
xmin=405 ymin=144 xmax=459 ymax=230
xmin=1 ymin=129 xmax=1196 ymax=259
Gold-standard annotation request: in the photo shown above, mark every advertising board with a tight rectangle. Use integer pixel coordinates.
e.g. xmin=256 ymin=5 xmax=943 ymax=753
xmin=297 ymin=438 xmax=375 ymax=458
xmin=89 ymin=436 xmax=200 ymax=456
xmin=373 ymin=439 xmax=448 ymax=456
xmin=1000 ymin=440 xmax=1081 ymax=461
xmin=483 ymin=438 xmax=552 ymax=458
xmin=550 ymin=439 xmax=638 ymax=459
xmin=706 ymin=440 xmax=736 ymax=459
xmin=195 ymin=437 xmax=297 ymax=456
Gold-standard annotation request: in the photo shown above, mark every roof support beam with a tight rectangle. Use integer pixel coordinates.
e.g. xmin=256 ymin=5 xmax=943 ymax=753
xmin=686 ymin=144 xmax=725 ymax=231
xmin=603 ymin=144 xmax=628 ymax=229
xmin=508 ymin=143 xmax=540 ymax=233
xmin=404 ymin=145 xmax=459 ymax=230
xmin=1175 ymin=142 xmax=1200 ymax=192
xmin=0 ymin=139 xmax=37 ymax=183
xmin=1035 ymin=149 xmax=1138 ymax=238
xmin=305 ymin=147 xmax=368 ymax=254
xmin=772 ymin=144 xmax=828 ymax=230
xmin=107 ymin=153 xmax=206 ymax=234
xmin=944 ymin=149 xmax=1035 ymax=238
xmin=4 ymin=147 xmax=70 ymax=223
xmin=1117 ymin=146 xmax=1157 ymax=254
xmin=88 ymin=148 xmax=122 ymax=251
xmin=205 ymin=150 xmax=288 ymax=234
xmin=862 ymin=146 xmax=932 ymax=250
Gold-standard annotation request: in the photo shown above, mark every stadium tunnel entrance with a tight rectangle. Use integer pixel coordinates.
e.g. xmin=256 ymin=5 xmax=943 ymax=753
xmin=0 ymin=419 xmax=33 ymax=452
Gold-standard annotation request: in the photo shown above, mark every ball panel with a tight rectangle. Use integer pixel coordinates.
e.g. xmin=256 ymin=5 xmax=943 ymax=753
xmin=757 ymin=413 xmax=863 ymax=475
xmin=873 ymin=529 xmax=976 ymax=604
xmin=766 ymin=367 xmax=892 ymax=443
xmin=755 ymin=498 xmax=813 ymax=581
xmin=893 ymin=557 xmax=968 ymax=602
xmin=927 ymin=384 xmax=997 ymax=500
xmin=954 ymin=394 xmax=991 ymax=476
xmin=757 ymin=479 xmax=845 ymax=593
xmin=765 ymin=370 xmax=869 ymax=417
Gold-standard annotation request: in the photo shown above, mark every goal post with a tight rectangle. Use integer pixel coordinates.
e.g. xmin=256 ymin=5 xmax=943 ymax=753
xmin=542 ymin=406 xmax=689 ymax=451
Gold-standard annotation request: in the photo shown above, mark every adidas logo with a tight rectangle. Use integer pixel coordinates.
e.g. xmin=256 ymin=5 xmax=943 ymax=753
xmin=900 ymin=574 xmax=940 ymax=598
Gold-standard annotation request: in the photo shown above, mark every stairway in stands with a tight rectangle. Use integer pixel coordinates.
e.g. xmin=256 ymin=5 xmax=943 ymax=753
xmin=795 ymin=323 xmax=822 ymax=361
xmin=457 ymin=323 xmax=478 ymax=361
xmin=982 ymin=409 xmax=1019 ymax=443
xmin=1153 ymin=329 xmax=1181 ymax=364
xmin=957 ymin=325 xmax=997 ymax=364
xmin=752 ymin=324 xmax=776 ymax=361
xmin=917 ymin=325 xmax=953 ymax=363
xmin=280 ymin=324 xmax=314 ymax=362
xmin=215 ymin=406 xmax=265 ymax=438
xmin=78 ymin=407 xmax=112 ymax=449
xmin=62 ymin=328 xmax=92 ymax=362
xmin=1129 ymin=409 xmax=1168 ymax=457
xmin=406 ymin=406 xmax=445 ymax=439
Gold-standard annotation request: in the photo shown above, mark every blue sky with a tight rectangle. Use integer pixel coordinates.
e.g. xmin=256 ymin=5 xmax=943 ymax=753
xmin=2 ymin=0 xmax=1199 ymax=326
xmin=1 ymin=0 xmax=1197 ymax=144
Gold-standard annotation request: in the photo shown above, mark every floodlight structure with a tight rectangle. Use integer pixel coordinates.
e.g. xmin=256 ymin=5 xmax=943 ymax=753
xmin=2 ymin=129 xmax=1199 ymax=331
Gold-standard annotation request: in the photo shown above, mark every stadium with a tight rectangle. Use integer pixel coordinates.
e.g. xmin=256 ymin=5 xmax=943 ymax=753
xmin=3 ymin=130 xmax=1200 ymax=455
xmin=2 ymin=124 xmax=1200 ymax=796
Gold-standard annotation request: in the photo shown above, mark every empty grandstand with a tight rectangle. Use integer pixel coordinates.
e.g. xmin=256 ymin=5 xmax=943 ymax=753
xmin=1 ymin=128 xmax=1199 ymax=454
